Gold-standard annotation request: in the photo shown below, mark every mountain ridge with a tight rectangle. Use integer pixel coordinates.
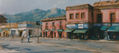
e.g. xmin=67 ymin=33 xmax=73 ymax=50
xmin=4 ymin=8 xmax=66 ymax=23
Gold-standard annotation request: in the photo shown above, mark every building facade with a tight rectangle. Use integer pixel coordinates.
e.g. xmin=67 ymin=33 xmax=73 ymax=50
xmin=17 ymin=21 xmax=40 ymax=37
xmin=39 ymin=0 xmax=119 ymax=40
xmin=93 ymin=1 xmax=119 ymax=40
xmin=0 ymin=23 xmax=18 ymax=37
xmin=0 ymin=15 xmax=7 ymax=23
xmin=41 ymin=16 xmax=66 ymax=38
xmin=0 ymin=15 xmax=8 ymax=37
xmin=65 ymin=4 xmax=93 ymax=39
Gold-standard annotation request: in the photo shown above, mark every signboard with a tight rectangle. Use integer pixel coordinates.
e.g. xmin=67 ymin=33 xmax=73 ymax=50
xmin=66 ymin=24 xmax=76 ymax=28
xmin=83 ymin=24 xmax=88 ymax=29
xmin=112 ymin=24 xmax=119 ymax=26
xmin=78 ymin=24 xmax=83 ymax=29
xmin=18 ymin=24 xmax=34 ymax=28
xmin=67 ymin=24 xmax=88 ymax=29
xmin=18 ymin=24 xmax=27 ymax=28
xmin=104 ymin=23 xmax=119 ymax=26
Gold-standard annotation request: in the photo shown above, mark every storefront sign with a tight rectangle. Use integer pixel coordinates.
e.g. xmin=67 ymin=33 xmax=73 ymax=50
xmin=67 ymin=24 xmax=88 ymax=29
xmin=78 ymin=24 xmax=83 ymax=29
xmin=66 ymin=24 xmax=76 ymax=28
xmin=112 ymin=24 xmax=119 ymax=26
xmin=103 ymin=23 xmax=119 ymax=26
xmin=83 ymin=24 xmax=88 ymax=29
xmin=18 ymin=24 xmax=27 ymax=27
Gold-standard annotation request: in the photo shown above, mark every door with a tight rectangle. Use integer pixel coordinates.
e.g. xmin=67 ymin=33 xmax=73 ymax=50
xmin=11 ymin=30 xmax=16 ymax=37
xmin=50 ymin=31 xmax=53 ymax=38
xmin=58 ymin=32 xmax=62 ymax=38
xmin=97 ymin=14 xmax=102 ymax=24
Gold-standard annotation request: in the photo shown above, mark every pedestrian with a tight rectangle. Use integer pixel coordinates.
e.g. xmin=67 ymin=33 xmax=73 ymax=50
xmin=21 ymin=30 xmax=27 ymax=43
xmin=27 ymin=30 xmax=31 ymax=43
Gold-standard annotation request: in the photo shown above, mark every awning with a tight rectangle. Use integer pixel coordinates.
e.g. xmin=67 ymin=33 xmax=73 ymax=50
xmin=100 ymin=26 xmax=110 ymax=31
xmin=51 ymin=29 xmax=55 ymax=31
xmin=57 ymin=29 xmax=64 ymax=32
xmin=44 ymin=30 xmax=48 ymax=32
xmin=64 ymin=29 xmax=73 ymax=32
xmin=107 ymin=26 xmax=119 ymax=32
xmin=73 ymin=29 xmax=87 ymax=33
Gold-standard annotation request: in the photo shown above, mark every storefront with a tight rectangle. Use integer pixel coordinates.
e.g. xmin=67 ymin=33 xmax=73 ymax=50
xmin=107 ymin=26 xmax=119 ymax=40
xmin=64 ymin=29 xmax=74 ymax=39
xmin=100 ymin=26 xmax=110 ymax=40
xmin=10 ymin=28 xmax=19 ymax=37
xmin=43 ymin=30 xmax=48 ymax=37
xmin=57 ymin=29 xmax=64 ymax=38
xmin=66 ymin=24 xmax=89 ymax=39
xmin=73 ymin=29 xmax=88 ymax=39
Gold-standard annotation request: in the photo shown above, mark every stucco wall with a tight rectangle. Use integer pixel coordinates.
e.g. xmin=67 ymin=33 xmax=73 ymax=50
xmin=66 ymin=9 xmax=90 ymax=24
xmin=42 ymin=19 xmax=66 ymax=38
xmin=94 ymin=8 xmax=119 ymax=23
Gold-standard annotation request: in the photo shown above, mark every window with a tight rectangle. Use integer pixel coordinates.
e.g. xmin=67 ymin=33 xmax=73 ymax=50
xmin=59 ymin=21 xmax=62 ymax=29
xmin=81 ymin=12 xmax=85 ymax=19
xmin=52 ymin=22 xmax=55 ymax=26
xmin=110 ymin=13 xmax=116 ymax=23
xmin=76 ymin=13 xmax=79 ymax=19
xmin=97 ymin=14 xmax=102 ymax=23
xmin=69 ymin=14 xmax=74 ymax=19
xmin=46 ymin=23 xmax=48 ymax=29
xmin=52 ymin=22 xmax=55 ymax=29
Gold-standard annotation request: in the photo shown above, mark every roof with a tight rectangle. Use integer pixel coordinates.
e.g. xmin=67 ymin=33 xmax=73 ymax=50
xmin=41 ymin=16 xmax=66 ymax=22
xmin=0 ymin=15 xmax=7 ymax=20
xmin=94 ymin=1 xmax=119 ymax=9
xmin=66 ymin=4 xmax=93 ymax=10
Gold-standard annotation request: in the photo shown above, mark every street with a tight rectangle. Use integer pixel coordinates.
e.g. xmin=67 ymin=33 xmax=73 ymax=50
xmin=0 ymin=38 xmax=119 ymax=53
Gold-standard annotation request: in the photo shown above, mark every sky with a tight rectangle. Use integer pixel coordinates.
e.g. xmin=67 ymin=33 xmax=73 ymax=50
xmin=0 ymin=0 xmax=105 ymax=14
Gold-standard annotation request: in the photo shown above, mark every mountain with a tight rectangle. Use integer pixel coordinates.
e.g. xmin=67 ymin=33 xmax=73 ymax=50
xmin=4 ymin=8 xmax=66 ymax=23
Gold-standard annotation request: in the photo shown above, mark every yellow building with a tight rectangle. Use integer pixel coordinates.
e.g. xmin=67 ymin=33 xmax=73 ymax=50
xmin=0 ymin=23 xmax=18 ymax=37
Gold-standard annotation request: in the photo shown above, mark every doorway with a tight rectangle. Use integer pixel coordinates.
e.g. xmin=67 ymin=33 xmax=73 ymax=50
xmin=97 ymin=14 xmax=102 ymax=23
xmin=58 ymin=32 xmax=62 ymax=38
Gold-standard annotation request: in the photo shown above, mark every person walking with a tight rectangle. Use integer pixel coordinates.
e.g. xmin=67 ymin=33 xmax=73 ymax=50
xmin=21 ymin=30 xmax=27 ymax=43
xmin=27 ymin=30 xmax=32 ymax=43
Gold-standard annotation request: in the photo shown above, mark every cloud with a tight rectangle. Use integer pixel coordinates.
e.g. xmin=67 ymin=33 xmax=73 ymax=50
xmin=0 ymin=0 xmax=99 ymax=14
xmin=52 ymin=0 xmax=67 ymax=8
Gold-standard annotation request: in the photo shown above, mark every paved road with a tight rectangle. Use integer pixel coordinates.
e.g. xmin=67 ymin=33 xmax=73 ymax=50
xmin=0 ymin=37 xmax=119 ymax=53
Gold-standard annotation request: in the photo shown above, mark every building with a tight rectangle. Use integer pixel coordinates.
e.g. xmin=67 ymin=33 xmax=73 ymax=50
xmin=65 ymin=4 xmax=93 ymax=39
xmin=41 ymin=16 xmax=66 ymax=38
xmin=0 ymin=15 xmax=7 ymax=37
xmin=0 ymin=23 xmax=18 ymax=37
xmin=17 ymin=21 xmax=40 ymax=37
xmin=93 ymin=0 xmax=119 ymax=40
xmin=0 ymin=15 xmax=7 ymax=23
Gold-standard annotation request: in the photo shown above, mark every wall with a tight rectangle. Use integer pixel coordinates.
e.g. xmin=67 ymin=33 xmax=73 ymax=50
xmin=66 ymin=9 xmax=89 ymax=24
xmin=42 ymin=19 xmax=66 ymax=38
xmin=94 ymin=8 xmax=119 ymax=23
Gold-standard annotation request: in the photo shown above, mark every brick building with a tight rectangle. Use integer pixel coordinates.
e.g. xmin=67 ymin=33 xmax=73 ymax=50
xmin=93 ymin=0 xmax=119 ymax=40
xmin=41 ymin=16 xmax=66 ymax=38
xmin=65 ymin=4 xmax=93 ymax=39
xmin=40 ymin=0 xmax=119 ymax=40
